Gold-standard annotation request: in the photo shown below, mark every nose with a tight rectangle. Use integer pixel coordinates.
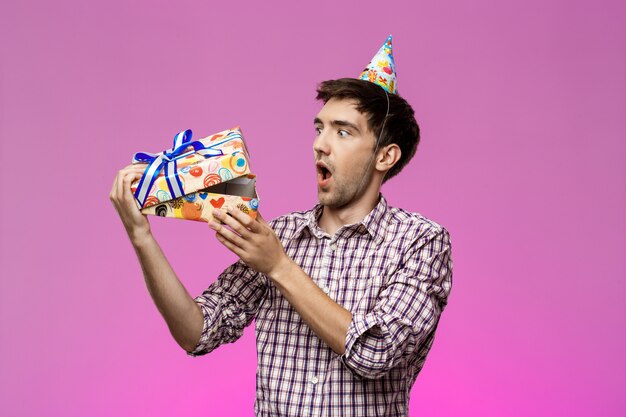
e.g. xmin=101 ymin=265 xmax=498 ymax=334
xmin=313 ymin=129 xmax=330 ymax=157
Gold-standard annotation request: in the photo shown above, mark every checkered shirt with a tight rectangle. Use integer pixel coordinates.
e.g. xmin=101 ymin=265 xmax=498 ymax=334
xmin=188 ymin=193 xmax=453 ymax=417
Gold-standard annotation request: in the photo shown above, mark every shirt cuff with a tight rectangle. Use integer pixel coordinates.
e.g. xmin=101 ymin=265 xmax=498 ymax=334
xmin=185 ymin=295 xmax=218 ymax=357
xmin=341 ymin=311 xmax=378 ymax=363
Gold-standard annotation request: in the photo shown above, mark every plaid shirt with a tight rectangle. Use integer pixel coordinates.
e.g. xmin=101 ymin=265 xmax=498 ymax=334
xmin=188 ymin=193 xmax=453 ymax=417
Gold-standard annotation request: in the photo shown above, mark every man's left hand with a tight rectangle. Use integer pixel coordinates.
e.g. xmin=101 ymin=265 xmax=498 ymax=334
xmin=209 ymin=207 xmax=288 ymax=276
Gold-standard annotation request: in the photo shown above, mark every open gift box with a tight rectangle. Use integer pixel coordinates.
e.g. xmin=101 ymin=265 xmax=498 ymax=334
xmin=130 ymin=126 xmax=259 ymax=222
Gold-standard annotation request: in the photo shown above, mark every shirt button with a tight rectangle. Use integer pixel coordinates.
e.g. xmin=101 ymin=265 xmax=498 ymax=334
xmin=322 ymin=286 xmax=330 ymax=294
xmin=329 ymin=243 xmax=336 ymax=251
xmin=311 ymin=376 xmax=319 ymax=384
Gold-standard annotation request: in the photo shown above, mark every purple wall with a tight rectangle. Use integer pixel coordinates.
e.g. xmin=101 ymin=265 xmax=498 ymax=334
xmin=1 ymin=0 xmax=624 ymax=415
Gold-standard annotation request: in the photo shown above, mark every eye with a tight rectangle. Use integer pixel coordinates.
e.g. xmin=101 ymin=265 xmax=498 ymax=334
xmin=338 ymin=129 xmax=350 ymax=138
xmin=314 ymin=126 xmax=322 ymax=136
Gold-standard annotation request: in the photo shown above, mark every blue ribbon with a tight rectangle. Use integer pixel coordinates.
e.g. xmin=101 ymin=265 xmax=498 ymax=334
xmin=132 ymin=129 xmax=240 ymax=206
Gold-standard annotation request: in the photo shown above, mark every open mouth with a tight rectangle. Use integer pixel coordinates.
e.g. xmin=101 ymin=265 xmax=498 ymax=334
xmin=316 ymin=162 xmax=332 ymax=185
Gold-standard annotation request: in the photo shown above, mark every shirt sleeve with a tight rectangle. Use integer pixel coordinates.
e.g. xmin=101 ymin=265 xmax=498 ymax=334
xmin=186 ymin=259 xmax=268 ymax=357
xmin=339 ymin=227 xmax=453 ymax=379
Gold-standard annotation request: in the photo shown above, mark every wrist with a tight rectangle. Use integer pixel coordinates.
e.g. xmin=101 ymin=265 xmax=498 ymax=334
xmin=129 ymin=229 xmax=154 ymax=248
xmin=267 ymin=254 xmax=294 ymax=284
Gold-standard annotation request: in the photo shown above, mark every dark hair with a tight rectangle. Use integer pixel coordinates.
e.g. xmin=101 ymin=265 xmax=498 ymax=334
xmin=316 ymin=78 xmax=420 ymax=183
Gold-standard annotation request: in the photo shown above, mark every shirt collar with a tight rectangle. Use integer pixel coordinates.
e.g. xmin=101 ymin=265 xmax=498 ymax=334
xmin=296 ymin=193 xmax=389 ymax=246
xmin=359 ymin=193 xmax=388 ymax=245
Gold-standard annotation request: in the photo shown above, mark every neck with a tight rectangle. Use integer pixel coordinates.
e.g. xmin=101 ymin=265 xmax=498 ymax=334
xmin=318 ymin=185 xmax=381 ymax=236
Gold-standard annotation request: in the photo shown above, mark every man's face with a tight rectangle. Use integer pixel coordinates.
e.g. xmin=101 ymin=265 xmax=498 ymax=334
xmin=313 ymin=98 xmax=378 ymax=208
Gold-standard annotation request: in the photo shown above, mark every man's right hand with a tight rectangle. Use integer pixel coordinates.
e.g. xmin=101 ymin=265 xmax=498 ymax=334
xmin=109 ymin=163 xmax=152 ymax=245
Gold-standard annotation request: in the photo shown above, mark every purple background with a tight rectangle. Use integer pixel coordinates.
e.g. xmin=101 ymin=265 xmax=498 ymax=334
xmin=1 ymin=0 xmax=624 ymax=416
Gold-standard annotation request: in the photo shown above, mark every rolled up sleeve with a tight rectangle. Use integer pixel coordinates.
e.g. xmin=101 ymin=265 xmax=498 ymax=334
xmin=187 ymin=259 xmax=268 ymax=357
xmin=340 ymin=227 xmax=453 ymax=379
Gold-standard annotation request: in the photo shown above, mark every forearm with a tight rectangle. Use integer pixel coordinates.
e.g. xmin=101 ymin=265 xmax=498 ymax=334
xmin=268 ymin=257 xmax=352 ymax=354
xmin=131 ymin=234 xmax=204 ymax=352
xmin=110 ymin=164 xmax=203 ymax=352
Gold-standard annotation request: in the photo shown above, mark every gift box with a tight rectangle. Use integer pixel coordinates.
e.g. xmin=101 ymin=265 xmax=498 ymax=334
xmin=130 ymin=126 xmax=260 ymax=222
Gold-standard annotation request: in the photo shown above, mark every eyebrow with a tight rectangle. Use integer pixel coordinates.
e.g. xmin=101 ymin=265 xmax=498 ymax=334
xmin=313 ymin=117 xmax=361 ymax=134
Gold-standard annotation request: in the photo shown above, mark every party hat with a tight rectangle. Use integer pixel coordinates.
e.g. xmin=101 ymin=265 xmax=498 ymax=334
xmin=358 ymin=34 xmax=397 ymax=94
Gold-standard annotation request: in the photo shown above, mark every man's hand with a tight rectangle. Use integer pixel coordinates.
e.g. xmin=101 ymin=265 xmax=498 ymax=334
xmin=211 ymin=206 xmax=352 ymax=354
xmin=109 ymin=163 xmax=152 ymax=244
xmin=209 ymin=207 xmax=289 ymax=276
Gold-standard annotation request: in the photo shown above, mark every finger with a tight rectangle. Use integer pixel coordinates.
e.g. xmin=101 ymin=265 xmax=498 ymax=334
xmin=214 ymin=208 xmax=253 ymax=238
xmin=110 ymin=171 xmax=120 ymax=202
xmin=209 ymin=218 xmax=247 ymax=249
xmin=114 ymin=166 xmax=140 ymax=199
xmin=111 ymin=164 xmax=147 ymax=207
xmin=119 ymin=164 xmax=148 ymax=177
xmin=122 ymin=170 xmax=144 ymax=206
xmin=125 ymin=163 xmax=148 ymax=171
xmin=124 ymin=164 xmax=149 ymax=200
xmin=116 ymin=169 xmax=125 ymax=205
xmin=215 ymin=232 xmax=246 ymax=259
xmin=226 ymin=206 xmax=262 ymax=233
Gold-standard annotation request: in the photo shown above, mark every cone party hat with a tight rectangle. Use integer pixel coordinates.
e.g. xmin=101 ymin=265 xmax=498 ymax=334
xmin=358 ymin=34 xmax=397 ymax=94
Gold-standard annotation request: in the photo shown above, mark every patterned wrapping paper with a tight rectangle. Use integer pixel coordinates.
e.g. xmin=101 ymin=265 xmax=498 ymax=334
xmin=358 ymin=34 xmax=397 ymax=94
xmin=140 ymin=174 xmax=259 ymax=222
xmin=130 ymin=126 xmax=260 ymax=222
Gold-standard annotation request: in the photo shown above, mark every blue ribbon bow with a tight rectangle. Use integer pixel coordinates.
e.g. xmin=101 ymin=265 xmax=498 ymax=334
xmin=132 ymin=129 xmax=236 ymax=206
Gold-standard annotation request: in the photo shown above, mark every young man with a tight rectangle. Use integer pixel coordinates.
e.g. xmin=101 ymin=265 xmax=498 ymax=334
xmin=110 ymin=37 xmax=453 ymax=416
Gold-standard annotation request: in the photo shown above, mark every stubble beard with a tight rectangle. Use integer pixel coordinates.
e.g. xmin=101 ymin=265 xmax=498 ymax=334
xmin=318 ymin=157 xmax=375 ymax=209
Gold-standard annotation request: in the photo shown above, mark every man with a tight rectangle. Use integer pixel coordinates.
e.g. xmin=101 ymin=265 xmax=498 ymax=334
xmin=110 ymin=36 xmax=452 ymax=416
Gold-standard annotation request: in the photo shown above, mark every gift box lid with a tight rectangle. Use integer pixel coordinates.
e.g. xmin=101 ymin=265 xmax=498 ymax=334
xmin=131 ymin=126 xmax=253 ymax=209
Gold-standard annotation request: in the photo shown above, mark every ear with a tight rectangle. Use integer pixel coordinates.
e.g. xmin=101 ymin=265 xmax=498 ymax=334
xmin=375 ymin=144 xmax=401 ymax=174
